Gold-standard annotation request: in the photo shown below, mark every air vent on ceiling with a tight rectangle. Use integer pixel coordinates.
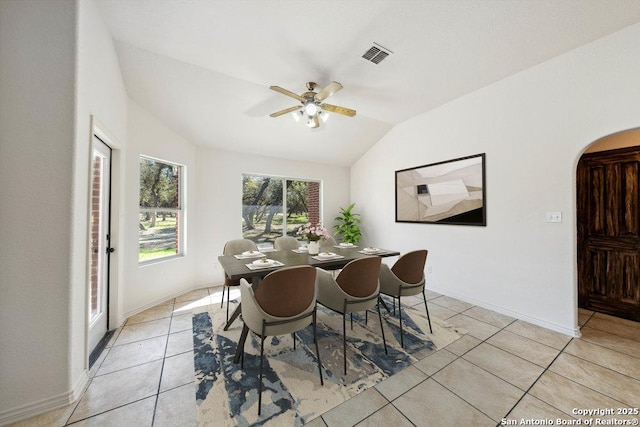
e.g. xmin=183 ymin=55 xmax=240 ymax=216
xmin=362 ymin=43 xmax=392 ymax=64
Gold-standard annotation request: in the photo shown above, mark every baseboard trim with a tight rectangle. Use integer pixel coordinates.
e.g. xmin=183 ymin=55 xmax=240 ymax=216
xmin=122 ymin=283 xmax=223 ymax=321
xmin=428 ymin=286 xmax=580 ymax=337
xmin=0 ymin=371 xmax=88 ymax=426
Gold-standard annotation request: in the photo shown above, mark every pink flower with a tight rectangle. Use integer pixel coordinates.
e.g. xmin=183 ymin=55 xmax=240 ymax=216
xmin=297 ymin=222 xmax=330 ymax=241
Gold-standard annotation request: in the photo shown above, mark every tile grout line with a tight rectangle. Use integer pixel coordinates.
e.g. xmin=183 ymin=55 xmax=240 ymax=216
xmin=426 ymin=319 xmax=520 ymax=424
xmin=559 ymin=347 xmax=640 ymax=383
xmin=63 ymin=326 xmax=124 ymax=425
xmin=581 ymin=324 xmax=640 ymax=346
xmin=500 ymin=337 xmax=575 ymax=422
xmin=150 ymin=297 xmax=176 ymax=426
xmin=378 ymin=304 xmax=506 ymax=425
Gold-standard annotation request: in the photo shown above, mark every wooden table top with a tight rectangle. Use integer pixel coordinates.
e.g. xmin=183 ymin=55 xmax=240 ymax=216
xmin=218 ymin=246 xmax=400 ymax=281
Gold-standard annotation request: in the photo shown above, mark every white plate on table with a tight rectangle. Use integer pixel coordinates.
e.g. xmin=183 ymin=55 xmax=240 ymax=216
xmin=242 ymin=250 xmax=262 ymax=257
xmin=252 ymin=259 xmax=275 ymax=266
xmin=316 ymin=252 xmax=337 ymax=260
xmin=297 ymin=246 xmax=309 ymax=252
xmin=362 ymin=247 xmax=380 ymax=254
xmin=339 ymin=243 xmax=355 ymax=248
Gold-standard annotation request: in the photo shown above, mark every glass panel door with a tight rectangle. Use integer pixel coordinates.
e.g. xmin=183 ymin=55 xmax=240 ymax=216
xmin=88 ymin=137 xmax=111 ymax=354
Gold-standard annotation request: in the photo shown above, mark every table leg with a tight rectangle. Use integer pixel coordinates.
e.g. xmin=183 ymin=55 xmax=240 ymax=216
xmin=223 ymin=304 xmax=241 ymax=331
xmin=378 ymin=296 xmax=391 ymax=313
xmin=234 ymin=324 xmax=249 ymax=364
xmin=223 ymin=275 xmax=261 ymax=331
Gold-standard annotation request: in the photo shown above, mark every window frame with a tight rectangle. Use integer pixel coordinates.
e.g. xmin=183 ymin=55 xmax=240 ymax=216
xmin=241 ymin=173 xmax=322 ymax=246
xmin=138 ymin=155 xmax=185 ymax=265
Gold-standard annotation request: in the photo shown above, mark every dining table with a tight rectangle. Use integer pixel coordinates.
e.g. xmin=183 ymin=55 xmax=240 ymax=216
xmin=217 ymin=244 xmax=400 ymax=363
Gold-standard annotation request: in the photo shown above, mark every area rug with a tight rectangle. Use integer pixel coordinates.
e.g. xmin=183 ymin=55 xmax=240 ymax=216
xmin=192 ymin=296 xmax=465 ymax=426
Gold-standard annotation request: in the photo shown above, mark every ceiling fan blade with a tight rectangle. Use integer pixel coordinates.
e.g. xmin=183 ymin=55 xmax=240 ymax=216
xmin=312 ymin=113 xmax=320 ymax=128
xmin=321 ymin=103 xmax=356 ymax=117
xmin=270 ymin=85 xmax=303 ymax=101
xmin=314 ymin=81 xmax=343 ymax=102
xmin=269 ymin=106 xmax=301 ymax=118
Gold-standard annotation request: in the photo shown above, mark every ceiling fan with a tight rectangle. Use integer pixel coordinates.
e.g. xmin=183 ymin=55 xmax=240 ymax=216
xmin=269 ymin=81 xmax=356 ymax=129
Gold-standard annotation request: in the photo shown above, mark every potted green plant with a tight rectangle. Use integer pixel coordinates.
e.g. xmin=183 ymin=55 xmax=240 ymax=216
xmin=333 ymin=203 xmax=362 ymax=244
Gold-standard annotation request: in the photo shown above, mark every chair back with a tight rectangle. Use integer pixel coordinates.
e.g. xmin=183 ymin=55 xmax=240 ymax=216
xmin=336 ymin=256 xmax=381 ymax=297
xmin=223 ymin=239 xmax=258 ymax=256
xmin=391 ymin=250 xmax=428 ymax=284
xmin=274 ymin=236 xmax=300 ymax=251
xmin=320 ymin=235 xmax=338 ymax=250
xmin=254 ymin=266 xmax=316 ymax=317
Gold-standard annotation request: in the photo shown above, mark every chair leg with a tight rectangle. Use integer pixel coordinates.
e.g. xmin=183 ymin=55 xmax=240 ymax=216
xmin=398 ymin=295 xmax=404 ymax=348
xmin=239 ymin=324 xmax=249 ymax=370
xmin=377 ymin=302 xmax=388 ymax=354
xmin=365 ymin=310 xmax=368 ymax=325
xmin=350 ymin=313 xmax=353 ymax=330
xmin=312 ymin=310 xmax=324 ymax=385
xmin=422 ymin=290 xmax=433 ymax=334
xmin=342 ymin=312 xmax=347 ymax=375
xmin=226 ymin=291 xmax=230 ymax=323
xmin=292 ymin=332 xmax=296 ymax=350
xmin=258 ymin=335 xmax=265 ymax=416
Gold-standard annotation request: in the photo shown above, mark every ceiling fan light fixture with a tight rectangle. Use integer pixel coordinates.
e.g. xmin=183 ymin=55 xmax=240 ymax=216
xmin=305 ymin=115 xmax=315 ymax=128
xmin=304 ymin=102 xmax=318 ymax=115
xmin=269 ymin=81 xmax=355 ymax=129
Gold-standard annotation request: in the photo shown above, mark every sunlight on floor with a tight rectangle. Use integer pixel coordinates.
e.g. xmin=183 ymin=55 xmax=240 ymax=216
xmin=173 ymin=288 xmax=240 ymax=314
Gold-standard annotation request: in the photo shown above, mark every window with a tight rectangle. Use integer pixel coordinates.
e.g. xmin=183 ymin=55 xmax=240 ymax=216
xmin=139 ymin=156 xmax=183 ymax=263
xmin=242 ymin=174 xmax=320 ymax=247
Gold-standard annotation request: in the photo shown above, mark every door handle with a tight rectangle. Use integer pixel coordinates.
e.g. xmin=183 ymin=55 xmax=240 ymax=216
xmin=107 ymin=247 xmax=115 ymax=254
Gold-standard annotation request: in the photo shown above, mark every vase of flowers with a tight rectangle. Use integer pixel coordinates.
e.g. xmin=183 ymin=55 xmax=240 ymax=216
xmin=297 ymin=222 xmax=329 ymax=255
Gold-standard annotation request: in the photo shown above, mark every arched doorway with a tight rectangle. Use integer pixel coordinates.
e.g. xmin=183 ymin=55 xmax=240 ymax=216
xmin=576 ymin=129 xmax=640 ymax=322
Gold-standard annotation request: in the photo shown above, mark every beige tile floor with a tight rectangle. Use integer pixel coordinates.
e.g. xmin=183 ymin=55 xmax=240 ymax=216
xmin=12 ymin=287 xmax=640 ymax=426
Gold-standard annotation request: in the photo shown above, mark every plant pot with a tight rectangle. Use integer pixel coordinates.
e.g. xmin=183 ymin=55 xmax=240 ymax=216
xmin=308 ymin=241 xmax=319 ymax=255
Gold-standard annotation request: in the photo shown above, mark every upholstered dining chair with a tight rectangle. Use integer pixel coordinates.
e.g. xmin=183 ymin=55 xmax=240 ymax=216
xmin=320 ymin=235 xmax=338 ymax=251
xmin=378 ymin=249 xmax=432 ymax=348
xmin=273 ymin=236 xmax=300 ymax=251
xmin=222 ymin=238 xmax=258 ymax=322
xmin=238 ymin=265 xmax=323 ymax=415
xmin=315 ymin=256 xmax=387 ymax=374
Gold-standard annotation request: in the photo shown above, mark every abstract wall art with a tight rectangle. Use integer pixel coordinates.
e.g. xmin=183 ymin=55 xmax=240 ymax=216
xmin=395 ymin=153 xmax=486 ymax=226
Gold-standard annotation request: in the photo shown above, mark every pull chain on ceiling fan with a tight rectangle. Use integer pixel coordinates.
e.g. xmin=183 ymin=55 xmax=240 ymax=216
xmin=269 ymin=81 xmax=356 ymax=129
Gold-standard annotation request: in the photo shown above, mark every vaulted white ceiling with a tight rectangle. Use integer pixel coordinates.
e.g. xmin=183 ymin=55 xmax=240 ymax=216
xmin=97 ymin=0 xmax=640 ymax=166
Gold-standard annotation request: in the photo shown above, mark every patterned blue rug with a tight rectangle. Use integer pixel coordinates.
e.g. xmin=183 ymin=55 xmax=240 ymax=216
xmin=192 ymin=296 xmax=464 ymax=426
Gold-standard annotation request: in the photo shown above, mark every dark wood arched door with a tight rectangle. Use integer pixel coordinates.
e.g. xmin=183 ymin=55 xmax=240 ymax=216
xmin=577 ymin=146 xmax=640 ymax=321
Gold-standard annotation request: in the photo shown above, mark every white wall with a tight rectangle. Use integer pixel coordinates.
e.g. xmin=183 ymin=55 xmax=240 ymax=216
xmin=351 ymin=23 xmax=640 ymax=336
xmin=0 ymin=0 xmax=77 ymax=416
xmin=124 ymin=100 xmax=198 ymax=315
xmin=0 ymin=0 xmax=128 ymax=422
xmin=74 ymin=0 xmax=128 ymax=385
xmin=122 ymin=102 xmax=351 ymax=314
xmin=194 ymin=147 xmax=351 ymax=285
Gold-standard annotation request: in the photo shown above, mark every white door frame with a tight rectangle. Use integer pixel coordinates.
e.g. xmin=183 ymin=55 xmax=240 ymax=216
xmin=86 ymin=117 xmax=123 ymax=366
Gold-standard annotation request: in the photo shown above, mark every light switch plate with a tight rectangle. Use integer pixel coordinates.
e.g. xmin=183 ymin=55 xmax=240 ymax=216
xmin=546 ymin=212 xmax=562 ymax=223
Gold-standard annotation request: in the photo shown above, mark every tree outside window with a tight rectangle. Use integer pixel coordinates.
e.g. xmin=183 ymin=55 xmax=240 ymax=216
xmin=139 ymin=156 xmax=183 ymax=263
xmin=242 ymin=174 xmax=320 ymax=246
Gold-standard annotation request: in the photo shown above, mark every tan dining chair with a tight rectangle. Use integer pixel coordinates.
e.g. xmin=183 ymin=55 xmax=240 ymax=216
xmin=378 ymin=249 xmax=432 ymax=348
xmin=273 ymin=236 xmax=300 ymax=251
xmin=238 ymin=265 xmax=323 ymax=415
xmin=320 ymin=235 xmax=338 ymax=251
xmin=315 ymin=256 xmax=387 ymax=374
xmin=222 ymin=239 xmax=258 ymax=322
